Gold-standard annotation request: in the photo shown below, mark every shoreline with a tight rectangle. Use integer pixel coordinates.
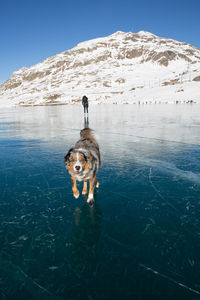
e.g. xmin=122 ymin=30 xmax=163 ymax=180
xmin=0 ymin=99 xmax=199 ymax=109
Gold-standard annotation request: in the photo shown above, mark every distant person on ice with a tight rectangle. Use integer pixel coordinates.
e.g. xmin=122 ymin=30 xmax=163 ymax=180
xmin=82 ymin=95 xmax=88 ymax=115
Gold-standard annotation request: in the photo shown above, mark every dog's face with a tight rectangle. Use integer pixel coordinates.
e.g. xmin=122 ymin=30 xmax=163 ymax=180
xmin=64 ymin=149 xmax=91 ymax=177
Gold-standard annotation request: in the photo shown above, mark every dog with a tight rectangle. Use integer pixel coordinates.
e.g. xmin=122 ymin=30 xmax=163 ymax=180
xmin=64 ymin=128 xmax=101 ymax=203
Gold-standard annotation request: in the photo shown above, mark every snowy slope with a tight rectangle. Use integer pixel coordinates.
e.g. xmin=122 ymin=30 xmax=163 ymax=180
xmin=0 ymin=30 xmax=200 ymax=107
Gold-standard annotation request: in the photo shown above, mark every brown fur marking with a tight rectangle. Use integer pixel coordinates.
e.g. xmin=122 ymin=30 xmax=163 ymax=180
xmin=72 ymin=178 xmax=79 ymax=198
xmin=82 ymin=181 xmax=87 ymax=195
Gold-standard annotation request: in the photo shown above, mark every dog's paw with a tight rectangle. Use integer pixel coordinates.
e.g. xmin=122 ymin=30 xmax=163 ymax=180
xmin=87 ymin=193 xmax=94 ymax=203
xmin=73 ymin=191 xmax=79 ymax=199
xmin=82 ymin=190 xmax=87 ymax=195
xmin=96 ymin=181 xmax=99 ymax=188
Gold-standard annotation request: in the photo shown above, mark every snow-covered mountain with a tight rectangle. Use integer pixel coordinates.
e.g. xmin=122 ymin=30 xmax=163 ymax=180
xmin=1 ymin=30 xmax=200 ymax=107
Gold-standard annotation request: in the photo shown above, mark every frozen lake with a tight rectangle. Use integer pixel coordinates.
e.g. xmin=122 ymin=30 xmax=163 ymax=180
xmin=0 ymin=104 xmax=200 ymax=299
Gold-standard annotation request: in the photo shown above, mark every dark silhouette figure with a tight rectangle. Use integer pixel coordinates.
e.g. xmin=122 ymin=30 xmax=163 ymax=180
xmin=82 ymin=96 xmax=88 ymax=114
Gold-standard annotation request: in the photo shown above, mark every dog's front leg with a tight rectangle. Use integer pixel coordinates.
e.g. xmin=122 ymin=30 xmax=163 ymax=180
xmin=72 ymin=178 xmax=79 ymax=199
xmin=82 ymin=181 xmax=87 ymax=195
xmin=87 ymin=177 xmax=95 ymax=203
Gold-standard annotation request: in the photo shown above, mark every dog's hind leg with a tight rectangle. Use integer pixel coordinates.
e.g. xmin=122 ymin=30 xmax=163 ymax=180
xmin=82 ymin=181 xmax=87 ymax=195
xmin=72 ymin=178 xmax=79 ymax=199
xmin=87 ymin=177 xmax=95 ymax=203
xmin=95 ymin=178 xmax=99 ymax=188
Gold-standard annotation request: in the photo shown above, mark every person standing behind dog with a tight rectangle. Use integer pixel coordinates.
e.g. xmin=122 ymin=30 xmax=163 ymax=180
xmin=82 ymin=95 xmax=89 ymax=114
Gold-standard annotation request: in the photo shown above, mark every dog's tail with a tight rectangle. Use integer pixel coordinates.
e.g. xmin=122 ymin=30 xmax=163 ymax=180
xmin=80 ymin=128 xmax=96 ymax=142
xmin=80 ymin=128 xmax=101 ymax=166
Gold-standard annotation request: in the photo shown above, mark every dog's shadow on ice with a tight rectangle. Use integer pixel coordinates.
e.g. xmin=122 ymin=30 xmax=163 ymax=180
xmin=70 ymin=200 xmax=102 ymax=272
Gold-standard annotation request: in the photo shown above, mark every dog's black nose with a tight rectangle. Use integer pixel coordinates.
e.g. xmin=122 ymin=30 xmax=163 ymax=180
xmin=75 ymin=166 xmax=81 ymax=171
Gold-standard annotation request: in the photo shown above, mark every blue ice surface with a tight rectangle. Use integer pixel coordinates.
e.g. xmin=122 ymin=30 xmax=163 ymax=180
xmin=0 ymin=104 xmax=200 ymax=299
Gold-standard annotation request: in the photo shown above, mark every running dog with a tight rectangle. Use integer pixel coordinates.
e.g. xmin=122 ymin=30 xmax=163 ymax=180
xmin=64 ymin=128 xmax=101 ymax=203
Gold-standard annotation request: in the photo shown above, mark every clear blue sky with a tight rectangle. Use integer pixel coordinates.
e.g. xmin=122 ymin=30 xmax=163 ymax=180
xmin=0 ymin=0 xmax=200 ymax=83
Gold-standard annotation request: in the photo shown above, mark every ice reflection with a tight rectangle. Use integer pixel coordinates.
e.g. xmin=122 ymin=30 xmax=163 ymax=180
xmin=71 ymin=203 xmax=102 ymax=272
xmin=0 ymin=104 xmax=200 ymax=145
xmin=84 ymin=114 xmax=89 ymax=129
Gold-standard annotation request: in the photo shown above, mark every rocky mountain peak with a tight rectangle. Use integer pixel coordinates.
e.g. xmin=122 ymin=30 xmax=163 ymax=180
xmin=0 ymin=30 xmax=200 ymax=107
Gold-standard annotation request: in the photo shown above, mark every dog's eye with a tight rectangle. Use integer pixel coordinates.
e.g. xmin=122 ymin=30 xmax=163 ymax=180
xmin=78 ymin=153 xmax=87 ymax=162
xmin=79 ymin=156 xmax=85 ymax=162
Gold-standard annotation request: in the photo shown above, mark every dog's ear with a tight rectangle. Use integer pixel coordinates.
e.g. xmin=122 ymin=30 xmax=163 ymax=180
xmin=80 ymin=152 xmax=88 ymax=162
xmin=64 ymin=148 xmax=73 ymax=164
